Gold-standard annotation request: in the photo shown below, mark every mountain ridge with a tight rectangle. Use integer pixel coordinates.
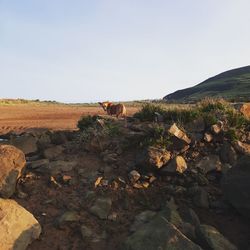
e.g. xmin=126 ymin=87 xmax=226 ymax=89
xmin=164 ymin=65 xmax=250 ymax=102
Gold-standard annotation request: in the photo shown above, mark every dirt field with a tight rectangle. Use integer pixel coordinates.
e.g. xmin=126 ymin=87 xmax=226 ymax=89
xmin=0 ymin=104 xmax=139 ymax=135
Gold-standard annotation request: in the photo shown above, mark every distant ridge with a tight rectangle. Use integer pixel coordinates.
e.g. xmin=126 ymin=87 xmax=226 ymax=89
xmin=164 ymin=66 xmax=250 ymax=102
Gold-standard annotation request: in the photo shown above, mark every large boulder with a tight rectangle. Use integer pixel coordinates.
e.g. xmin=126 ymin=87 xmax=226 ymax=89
xmin=222 ymin=155 xmax=250 ymax=218
xmin=0 ymin=145 xmax=26 ymax=198
xmin=196 ymin=224 xmax=237 ymax=250
xmin=0 ymin=198 xmax=41 ymax=250
xmin=122 ymin=210 xmax=202 ymax=250
xmin=10 ymin=134 xmax=38 ymax=155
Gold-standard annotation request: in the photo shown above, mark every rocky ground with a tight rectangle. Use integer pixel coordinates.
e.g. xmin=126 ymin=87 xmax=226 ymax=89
xmin=0 ymin=103 xmax=250 ymax=250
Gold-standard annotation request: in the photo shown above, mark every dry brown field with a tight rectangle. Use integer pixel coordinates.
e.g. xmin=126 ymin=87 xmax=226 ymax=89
xmin=0 ymin=104 xmax=139 ymax=135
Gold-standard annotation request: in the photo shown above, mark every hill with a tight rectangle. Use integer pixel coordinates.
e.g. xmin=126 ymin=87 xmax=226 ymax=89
xmin=164 ymin=65 xmax=250 ymax=102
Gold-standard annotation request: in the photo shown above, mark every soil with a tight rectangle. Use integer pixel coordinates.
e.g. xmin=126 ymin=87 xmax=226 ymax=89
xmin=0 ymin=104 xmax=138 ymax=135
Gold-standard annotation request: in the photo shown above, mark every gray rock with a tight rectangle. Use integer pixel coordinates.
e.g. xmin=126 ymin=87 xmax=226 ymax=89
xmin=197 ymin=224 xmax=237 ymax=250
xmin=129 ymin=170 xmax=141 ymax=182
xmin=10 ymin=134 xmax=38 ymax=155
xmin=196 ymin=155 xmax=222 ymax=174
xmin=222 ymin=155 xmax=250 ymax=218
xmin=57 ymin=210 xmax=79 ymax=227
xmin=122 ymin=211 xmax=202 ymax=250
xmin=0 ymin=145 xmax=26 ymax=198
xmin=43 ymin=145 xmax=64 ymax=160
xmin=90 ymin=197 xmax=112 ymax=219
xmin=0 ymin=198 xmax=41 ymax=250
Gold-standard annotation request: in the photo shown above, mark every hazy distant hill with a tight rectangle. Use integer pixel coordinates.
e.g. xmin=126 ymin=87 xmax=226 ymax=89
xmin=164 ymin=66 xmax=250 ymax=102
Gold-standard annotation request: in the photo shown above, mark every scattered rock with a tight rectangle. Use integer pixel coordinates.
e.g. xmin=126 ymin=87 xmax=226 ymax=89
xmin=147 ymin=146 xmax=171 ymax=169
xmin=90 ymin=197 xmax=112 ymax=220
xmin=196 ymin=155 xmax=222 ymax=174
xmin=168 ymin=123 xmax=191 ymax=144
xmin=222 ymin=155 xmax=250 ymax=218
xmin=129 ymin=170 xmax=141 ymax=182
xmin=0 ymin=198 xmax=41 ymax=250
xmin=204 ymin=132 xmax=213 ymax=142
xmin=197 ymin=224 xmax=237 ymax=250
xmin=161 ymin=156 xmax=187 ymax=174
xmin=0 ymin=145 xmax=26 ymax=198
xmin=211 ymin=121 xmax=224 ymax=134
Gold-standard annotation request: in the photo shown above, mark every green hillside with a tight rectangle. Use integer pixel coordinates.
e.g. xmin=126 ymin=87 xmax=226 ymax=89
xmin=164 ymin=66 xmax=250 ymax=102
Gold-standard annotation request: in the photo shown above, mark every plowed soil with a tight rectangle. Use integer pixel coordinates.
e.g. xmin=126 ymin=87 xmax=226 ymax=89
xmin=0 ymin=104 xmax=138 ymax=135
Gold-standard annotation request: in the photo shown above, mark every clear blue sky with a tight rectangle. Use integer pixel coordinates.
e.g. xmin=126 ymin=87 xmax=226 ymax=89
xmin=1 ymin=0 xmax=250 ymax=103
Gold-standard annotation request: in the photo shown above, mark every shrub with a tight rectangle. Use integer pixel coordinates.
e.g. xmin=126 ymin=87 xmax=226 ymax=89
xmin=133 ymin=103 xmax=166 ymax=122
xmin=198 ymin=98 xmax=229 ymax=113
xmin=226 ymin=109 xmax=248 ymax=129
xmin=163 ymin=109 xmax=200 ymax=126
xmin=139 ymin=124 xmax=172 ymax=148
xmin=224 ymin=128 xmax=239 ymax=141
xmin=77 ymin=115 xmax=98 ymax=131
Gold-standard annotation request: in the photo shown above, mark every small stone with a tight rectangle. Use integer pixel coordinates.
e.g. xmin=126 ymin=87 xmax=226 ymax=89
xmin=108 ymin=212 xmax=118 ymax=221
xmin=168 ymin=123 xmax=191 ymax=144
xmin=204 ymin=133 xmax=213 ymax=142
xmin=129 ymin=170 xmax=141 ymax=182
xmin=62 ymin=175 xmax=72 ymax=183
xmin=89 ymin=197 xmax=112 ymax=220
xmin=195 ymin=155 xmax=222 ymax=174
xmin=57 ymin=211 xmax=79 ymax=228
xmin=161 ymin=156 xmax=187 ymax=174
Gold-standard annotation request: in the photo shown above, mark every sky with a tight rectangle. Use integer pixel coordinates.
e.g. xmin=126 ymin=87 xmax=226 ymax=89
xmin=1 ymin=0 xmax=250 ymax=103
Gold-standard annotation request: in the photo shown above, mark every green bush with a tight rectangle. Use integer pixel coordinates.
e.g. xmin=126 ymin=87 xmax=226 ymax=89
xmin=224 ymin=128 xmax=239 ymax=141
xmin=163 ymin=109 xmax=200 ymax=125
xmin=226 ymin=109 xmax=248 ymax=129
xmin=77 ymin=115 xmax=98 ymax=131
xmin=198 ymin=98 xmax=229 ymax=113
xmin=133 ymin=103 xmax=166 ymax=122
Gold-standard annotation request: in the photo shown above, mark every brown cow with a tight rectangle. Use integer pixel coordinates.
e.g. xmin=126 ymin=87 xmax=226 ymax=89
xmin=98 ymin=101 xmax=126 ymax=118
